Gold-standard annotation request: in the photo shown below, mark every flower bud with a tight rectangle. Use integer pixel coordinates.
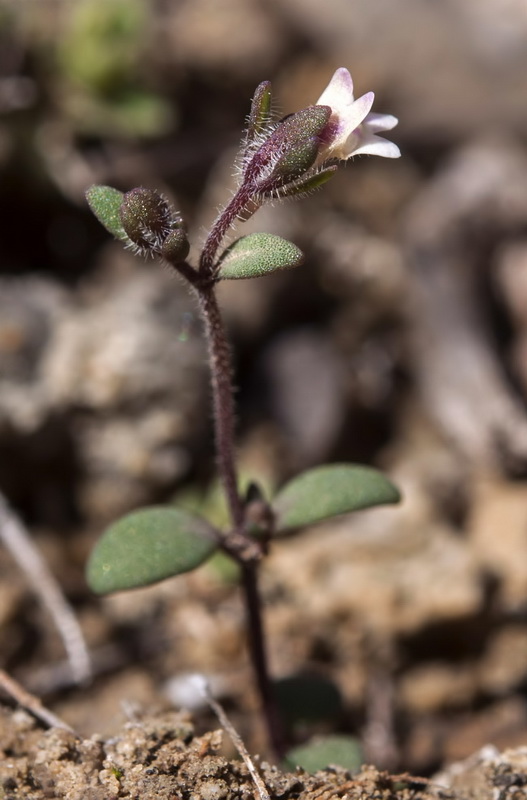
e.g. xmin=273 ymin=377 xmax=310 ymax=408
xmin=161 ymin=229 xmax=190 ymax=264
xmin=267 ymin=105 xmax=331 ymax=183
xmin=242 ymin=105 xmax=331 ymax=192
xmin=119 ymin=187 xmax=175 ymax=253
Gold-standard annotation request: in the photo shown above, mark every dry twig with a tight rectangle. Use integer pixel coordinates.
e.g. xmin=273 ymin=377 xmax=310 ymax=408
xmin=0 ymin=491 xmax=92 ymax=685
xmin=192 ymin=675 xmax=271 ymax=800
xmin=0 ymin=668 xmax=75 ymax=733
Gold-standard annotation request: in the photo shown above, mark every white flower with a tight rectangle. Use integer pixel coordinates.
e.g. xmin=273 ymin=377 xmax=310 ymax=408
xmin=315 ymin=67 xmax=400 ymax=162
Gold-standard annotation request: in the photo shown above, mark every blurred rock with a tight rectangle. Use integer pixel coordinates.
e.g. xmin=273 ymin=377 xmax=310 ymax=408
xmin=469 ymin=478 xmax=527 ymax=611
xmin=165 ymin=0 xmax=286 ymax=74
xmin=478 ymin=626 xmax=527 ymax=696
xmin=0 ymin=277 xmax=67 ymax=432
xmin=0 ymin=259 xmax=208 ymax=523
xmin=437 ymin=706 xmax=527 ymax=774
xmin=261 ymin=328 xmax=347 ymax=466
xmin=495 ymin=240 xmax=527 ymax=329
xmin=404 ymin=139 xmax=527 ymax=469
xmin=495 ymin=240 xmax=527 ymax=398
xmin=316 ymin=219 xmax=407 ymax=321
xmin=400 ymin=663 xmax=476 ymax=714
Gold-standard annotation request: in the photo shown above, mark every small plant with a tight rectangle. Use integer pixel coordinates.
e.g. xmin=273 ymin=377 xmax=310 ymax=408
xmin=85 ymin=68 xmax=401 ymax=763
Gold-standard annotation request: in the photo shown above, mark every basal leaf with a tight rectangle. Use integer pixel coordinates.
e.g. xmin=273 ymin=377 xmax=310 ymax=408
xmin=86 ymin=506 xmax=219 ymax=594
xmin=86 ymin=185 xmax=128 ymax=242
xmin=273 ymin=464 xmax=401 ymax=533
xmin=284 ymin=735 xmax=362 ymax=773
xmin=217 ymin=233 xmax=303 ymax=280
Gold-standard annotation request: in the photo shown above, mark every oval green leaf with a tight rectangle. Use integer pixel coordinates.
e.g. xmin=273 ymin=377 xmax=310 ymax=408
xmin=272 ymin=464 xmax=401 ymax=533
xmin=217 ymin=233 xmax=304 ymax=280
xmin=86 ymin=185 xmax=129 ymax=242
xmin=86 ymin=506 xmax=219 ymax=594
xmin=284 ymin=735 xmax=362 ymax=773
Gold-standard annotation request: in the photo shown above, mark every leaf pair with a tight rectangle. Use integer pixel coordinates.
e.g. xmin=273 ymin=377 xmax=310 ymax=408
xmin=87 ymin=464 xmax=401 ymax=594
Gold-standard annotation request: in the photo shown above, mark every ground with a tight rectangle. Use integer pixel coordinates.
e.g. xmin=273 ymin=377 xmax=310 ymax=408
xmin=4 ymin=704 xmax=527 ymax=800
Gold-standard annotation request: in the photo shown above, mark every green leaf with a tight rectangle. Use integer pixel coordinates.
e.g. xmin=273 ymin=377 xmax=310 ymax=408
xmin=86 ymin=506 xmax=219 ymax=594
xmin=217 ymin=233 xmax=304 ymax=280
xmin=206 ymin=550 xmax=241 ymax=585
xmin=284 ymin=735 xmax=362 ymax=773
xmin=272 ymin=464 xmax=401 ymax=533
xmin=86 ymin=185 xmax=128 ymax=241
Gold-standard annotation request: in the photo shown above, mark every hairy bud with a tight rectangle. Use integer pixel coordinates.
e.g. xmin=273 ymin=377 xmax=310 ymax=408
xmin=271 ymin=106 xmax=331 ymax=180
xmin=161 ymin=229 xmax=190 ymax=264
xmin=244 ymin=105 xmax=332 ymax=199
xmin=120 ymin=187 xmax=177 ymax=254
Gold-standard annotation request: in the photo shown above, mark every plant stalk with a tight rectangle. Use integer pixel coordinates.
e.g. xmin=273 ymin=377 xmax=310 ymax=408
xmin=198 ymin=285 xmax=245 ymax=531
xmin=241 ymin=562 xmax=287 ymax=759
xmin=197 ymin=282 xmax=285 ymax=758
xmin=199 ymin=186 xmax=252 ymax=277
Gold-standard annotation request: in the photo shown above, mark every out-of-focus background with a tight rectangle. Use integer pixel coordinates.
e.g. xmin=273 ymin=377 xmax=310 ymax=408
xmin=3 ymin=0 xmax=527 ymax=774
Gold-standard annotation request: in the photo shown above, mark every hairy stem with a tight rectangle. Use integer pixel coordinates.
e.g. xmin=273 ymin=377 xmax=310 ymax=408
xmin=198 ymin=286 xmax=245 ymax=530
xmin=199 ymin=185 xmax=252 ymax=277
xmin=169 ymin=259 xmax=200 ymax=285
xmin=197 ymin=283 xmax=284 ymax=758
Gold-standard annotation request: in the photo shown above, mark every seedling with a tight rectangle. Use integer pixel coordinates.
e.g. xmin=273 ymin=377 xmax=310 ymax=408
xmin=85 ymin=68 xmax=401 ymax=762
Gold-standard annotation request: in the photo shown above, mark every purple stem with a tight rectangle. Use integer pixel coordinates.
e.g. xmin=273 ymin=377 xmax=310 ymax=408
xmin=198 ymin=286 xmax=244 ymax=530
xmin=241 ymin=562 xmax=287 ymax=759
xmin=195 ymin=164 xmax=289 ymax=757
xmin=197 ymin=282 xmax=286 ymax=759
xmin=199 ymin=185 xmax=252 ymax=277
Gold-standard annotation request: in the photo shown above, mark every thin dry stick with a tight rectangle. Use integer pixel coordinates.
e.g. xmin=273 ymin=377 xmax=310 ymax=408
xmin=0 ymin=492 xmax=92 ymax=685
xmin=0 ymin=668 xmax=75 ymax=732
xmin=362 ymin=665 xmax=398 ymax=770
xmin=193 ymin=675 xmax=271 ymax=800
